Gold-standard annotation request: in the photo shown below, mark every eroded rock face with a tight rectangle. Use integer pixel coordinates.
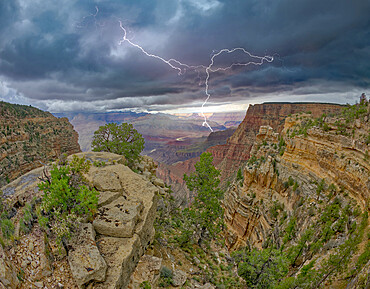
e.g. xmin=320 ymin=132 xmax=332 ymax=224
xmin=156 ymin=103 xmax=344 ymax=200
xmin=73 ymin=152 xmax=159 ymax=288
xmin=93 ymin=196 xmax=144 ymax=238
xmin=212 ymin=103 xmax=344 ymax=182
xmin=224 ymin=114 xmax=370 ymax=250
xmin=129 ymin=255 xmax=162 ymax=287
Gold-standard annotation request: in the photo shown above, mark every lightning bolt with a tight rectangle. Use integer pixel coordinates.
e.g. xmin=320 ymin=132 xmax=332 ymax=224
xmin=115 ymin=19 xmax=273 ymax=131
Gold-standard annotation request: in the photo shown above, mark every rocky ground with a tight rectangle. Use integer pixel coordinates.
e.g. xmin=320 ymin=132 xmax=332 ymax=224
xmin=0 ymin=152 xmax=167 ymax=289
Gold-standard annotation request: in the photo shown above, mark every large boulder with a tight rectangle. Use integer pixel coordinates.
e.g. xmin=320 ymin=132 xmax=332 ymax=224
xmin=67 ymin=223 xmax=107 ymax=288
xmin=94 ymin=235 xmax=142 ymax=289
xmin=172 ymin=269 xmax=187 ymax=287
xmin=129 ymin=255 xmax=162 ymax=287
xmin=1 ymin=152 xmax=160 ymax=289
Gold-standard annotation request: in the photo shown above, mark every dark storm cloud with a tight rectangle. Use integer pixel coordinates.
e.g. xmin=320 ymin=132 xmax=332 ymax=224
xmin=0 ymin=0 xmax=369 ymax=112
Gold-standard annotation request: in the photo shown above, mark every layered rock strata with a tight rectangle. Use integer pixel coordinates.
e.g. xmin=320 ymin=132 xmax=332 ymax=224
xmin=157 ymin=103 xmax=344 ymax=200
xmin=224 ymin=111 xmax=369 ymax=250
xmin=213 ymin=102 xmax=344 ymax=182
xmin=0 ymin=101 xmax=81 ymax=187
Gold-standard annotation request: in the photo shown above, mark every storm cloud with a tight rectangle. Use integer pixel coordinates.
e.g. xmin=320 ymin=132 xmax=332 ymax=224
xmin=0 ymin=0 xmax=369 ymax=112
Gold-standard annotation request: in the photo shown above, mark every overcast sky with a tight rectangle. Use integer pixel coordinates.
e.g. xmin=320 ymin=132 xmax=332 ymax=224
xmin=0 ymin=0 xmax=369 ymax=113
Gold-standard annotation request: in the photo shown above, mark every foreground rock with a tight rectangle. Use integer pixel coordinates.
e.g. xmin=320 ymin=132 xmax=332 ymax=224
xmin=73 ymin=152 xmax=159 ymax=288
xmin=68 ymin=223 xmax=107 ymax=288
xmin=0 ymin=152 xmax=159 ymax=289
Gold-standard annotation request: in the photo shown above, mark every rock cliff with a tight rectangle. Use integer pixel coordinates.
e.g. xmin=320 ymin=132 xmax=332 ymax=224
xmin=223 ymin=103 xmax=369 ymax=287
xmin=157 ymin=103 xmax=344 ymax=200
xmin=0 ymin=102 xmax=81 ymax=187
xmin=213 ymin=102 xmax=344 ymax=183
xmin=0 ymin=152 xmax=164 ymax=289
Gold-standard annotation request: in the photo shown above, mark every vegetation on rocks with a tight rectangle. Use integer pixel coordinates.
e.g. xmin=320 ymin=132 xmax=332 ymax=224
xmin=92 ymin=122 xmax=145 ymax=166
xmin=153 ymin=153 xmax=244 ymax=288
xmin=0 ymin=101 xmax=81 ymax=187
xmin=0 ymin=192 xmax=15 ymax=245
xmin=182 ymin=152 xmax=224 ymax=245
xmin=37 ymin=155 xmax=98 ymax=246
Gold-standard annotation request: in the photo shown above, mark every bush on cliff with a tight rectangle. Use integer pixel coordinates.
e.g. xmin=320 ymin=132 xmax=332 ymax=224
xmin=37 ymin=155 xmax=98 ymax=246
xmin=92 ymin=122 xmax=145 ymax=166
xmin=233 ymin=247 xmax=289 ymax=289
xmin=181 ymin=152 xmax=224 ymax=245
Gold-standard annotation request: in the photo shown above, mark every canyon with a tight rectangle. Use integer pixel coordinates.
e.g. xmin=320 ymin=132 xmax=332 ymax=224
xmin=157 ymin=102 xmax=345 ymax=200
xmin=223 ymin=103 xmax=369 ymax=287
xmin=1 ymin=100 xmax=369 ymax=288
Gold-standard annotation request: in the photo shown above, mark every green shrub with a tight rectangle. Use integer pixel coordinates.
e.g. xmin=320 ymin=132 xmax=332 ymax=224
xmin=183 ymin=152 xmax=224 ymax=245
xmin=140 ymin=281 xmax=152 ymax=289
xmin=236 ymin=168 xmax=243 ymax=182
xmin=283 ymin=217 xmax=297 ymax=244
xmin=19 ymin=203 xmax=35 ymax=234
xmin=235 ymin=248 xmax=289 ymax=289
xmin=292 ymin=181 xmax=299 ymax=192
xmin=0 ymin=218 xmax=14 ymax=240
xmin=159 ymin=266 xmax=173 ymax=287
xmin=38 ymin=155 xmax=98 ymax=246
xmin=0 ymin=192 xmax=14 ymax=241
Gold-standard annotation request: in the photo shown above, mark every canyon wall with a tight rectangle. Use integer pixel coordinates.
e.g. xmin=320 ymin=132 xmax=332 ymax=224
xmin=0 ymin=102 xmax=81 ymax=187
xmin=224 ymin=105 xmax=370 ymax=250
xmin=213 ymin=102 xmax=344 ymax=182
xmin=157 ymin=103 xmax=344 ymax=199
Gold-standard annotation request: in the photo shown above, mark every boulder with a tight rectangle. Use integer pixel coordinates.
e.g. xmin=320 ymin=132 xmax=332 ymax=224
xmin=129 ymin=255 xmax=162 ymax=287
xmin=89 ymin=169 xmax=122 ymax=192
xmin=68 ymin=223 xmax=107 ymax=288
xmin=98 ymin=191 xmax=122 ymax=208
xmin=93 ymin=196 xmax=144 ymax=238
xmin=153 ymin=178 xmax=165 ymax=188
xmin=172 ymin=269 xmax=187 ymax=287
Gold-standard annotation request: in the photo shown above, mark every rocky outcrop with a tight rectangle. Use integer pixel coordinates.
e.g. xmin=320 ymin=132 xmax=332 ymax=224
xmin=68 ymin=223 xmax=107 ymax=287
xmin=224 ymin=109 xmax=369 ymax=250
xmin=0 ymin=245 xmax=19 ymax=288
xmin=0 ymin=152 xmax=161 ymax=289
xmin=0 ymin=101 xmax=81 ymax=187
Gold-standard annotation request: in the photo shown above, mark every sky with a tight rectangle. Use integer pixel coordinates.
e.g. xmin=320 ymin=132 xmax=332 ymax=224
xmin=0 ymin=0 xmax=369 ymax=114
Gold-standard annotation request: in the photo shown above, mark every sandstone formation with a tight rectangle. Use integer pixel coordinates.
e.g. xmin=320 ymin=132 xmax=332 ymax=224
xmin=0 ymin=152 xmax=162 ymax=289
xmin=223 ymin=105 xmax=369 ymax=287
xmin=225 ymin=111 xmax=369 ymax=249
xmin=212 ymin=102 xmax=344 ymax=183
xmin=0 ymin=101 xmax=81 ymax=187
xmin=157 ymin=103 xmax=344 ymax=200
